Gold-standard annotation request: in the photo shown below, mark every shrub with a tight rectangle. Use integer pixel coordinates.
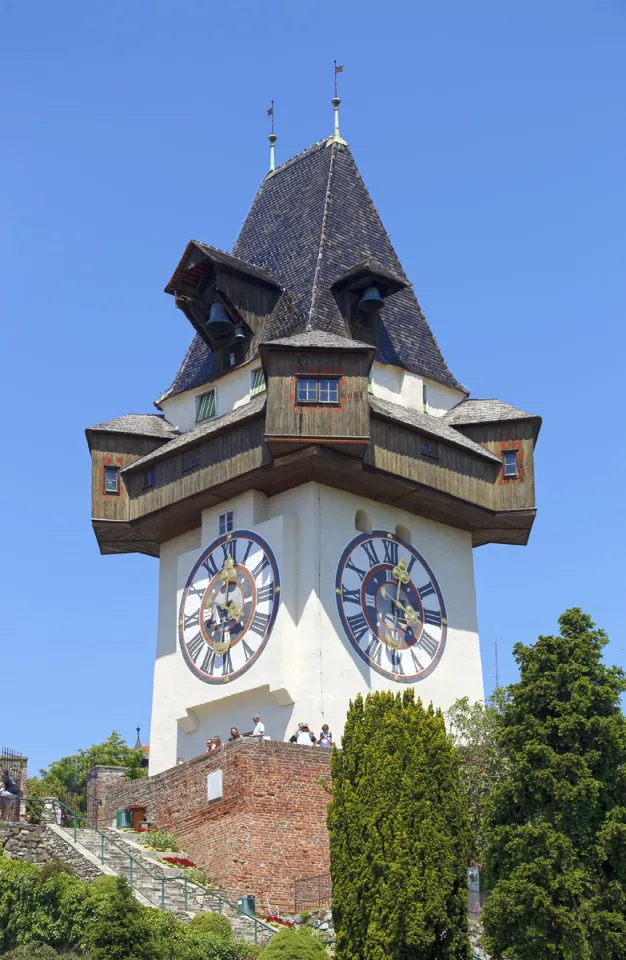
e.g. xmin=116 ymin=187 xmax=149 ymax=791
xmin=4 ymin=946 xmax=61 ymax=959
xmin=77 ymin=875 xmax=157 ymax=960
xmin=259 ymin=927 xmax=327 ymax=958
xmin=188 ymin=912 xmax=233 ymax=940
xmin=145 ymin=829 xmax=179 ymax=852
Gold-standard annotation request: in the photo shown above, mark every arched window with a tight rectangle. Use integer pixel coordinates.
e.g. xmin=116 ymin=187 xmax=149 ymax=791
xmin=395 ymin=524 xmax=411 ymax=545
xmin=355 ymin=509 xmax=372 ymax=534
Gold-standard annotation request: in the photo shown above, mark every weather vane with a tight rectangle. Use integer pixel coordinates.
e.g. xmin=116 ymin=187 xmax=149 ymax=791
xmin=267 ymin=100 xmax=277 ymax=172
xmin=332 ymin=61 xmax=345 ymax=142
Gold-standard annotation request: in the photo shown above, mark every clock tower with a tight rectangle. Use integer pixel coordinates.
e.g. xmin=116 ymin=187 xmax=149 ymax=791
xmin=87 ymin=121 xmax=540 ymax=775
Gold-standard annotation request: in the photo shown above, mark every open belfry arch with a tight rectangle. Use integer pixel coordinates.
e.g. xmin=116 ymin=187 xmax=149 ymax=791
xmin=87 ymin=101 xmax=540 ymax=775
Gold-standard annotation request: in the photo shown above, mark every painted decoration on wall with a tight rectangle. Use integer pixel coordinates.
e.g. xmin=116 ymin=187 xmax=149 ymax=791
xmin=178 ymin=530 xmax=280 ymax=684
xmin=335 ymin=531 xmax=447 ymax=682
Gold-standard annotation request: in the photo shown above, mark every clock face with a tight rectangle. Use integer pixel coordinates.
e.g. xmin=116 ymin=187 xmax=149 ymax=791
xmin=178 ymin=530 xmax=280 ymax=684
xmin=335 ymin=531 xmax=447 ymax=683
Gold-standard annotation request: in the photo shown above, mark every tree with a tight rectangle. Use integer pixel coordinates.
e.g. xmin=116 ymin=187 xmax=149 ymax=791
xmin=259 ymin=926 xmax=327 ymax=958
xmin=482 ymin=608 xmax=626 ymax=960
xmin=328 ymin=690 xmax=471 ymax=960
xmin=446 ymin=689 xmax=508 ymax=856
xmin=27 ymin=731 xmax=146 ymax=813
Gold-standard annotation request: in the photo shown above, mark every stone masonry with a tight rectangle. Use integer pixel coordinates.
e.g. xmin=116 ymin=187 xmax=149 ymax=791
xmin=98 ymin=738 xmax=333 ymax=908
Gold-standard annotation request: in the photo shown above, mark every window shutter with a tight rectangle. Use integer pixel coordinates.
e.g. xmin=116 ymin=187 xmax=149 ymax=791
xmin=250 ymin=368 xmax=266 ymax=396
xmin=196 ymin=390 xmax=216 ymax=422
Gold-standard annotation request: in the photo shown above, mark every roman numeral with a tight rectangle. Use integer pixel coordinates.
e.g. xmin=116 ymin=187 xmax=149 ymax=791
xmin=202 ymin=554 xmax=218 ymax=578
xmin=186 ymin=633 xmax=204 ymax=663
xmin=222 ymin=540 xmax=237 ymax=563
xmin=242 ymin=540 xmax=254 ymax=564
xmin=222 ymin=650 xmax=233 ymax=676
xmin=410 ymin=648 xmax=424 ymax=673
xmin=423 ymin=609 xmax=441 ymax=627
xmin=257 ymin=583 xmax=274 ymax=604
xmin=391 ymin=652 xmax=404 ymax=676
xmin=361 ymin=540 xmax=379 ymax=567
xmin=200 ymin=647 xmax=216 ymax=674
xmin=250 ymin=611 xmax=270 ymax=636
xmin=341 ymin=585 xmax=361 ymax=605
xmin=365 ymin=636 xmax=382 ymax=665
xmin=189 ymin=583 xmax=205 ymax=602
xmin=347 ymin=613 xmax=369 ymax=643
xmin=242 ymin=638 xmax=255 ymax=662
xmin=184 ymin=610 xmax=200 ymax=630
xmin=419 ymin=631 xmax=439 ymax=658
xmin=251 ymin=554 xmax=270 ymax=580
xmin=383 ymin=539 xmax=399 ymax=565
xmin=418 ymin=582 xmax=435 ymax=599
xmin=406 ymin=556 xmax=416 ymax=577
xmin=346 ymin=558 xmax=366 ymax=582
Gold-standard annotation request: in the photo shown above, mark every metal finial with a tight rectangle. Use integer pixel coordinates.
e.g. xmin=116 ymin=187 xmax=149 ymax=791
xmin=134 ymin=726 xmax=142 ymax=750
xmin=267 ymin=100 xmax=276 ymax=172
xmin=331 ymin=62 xmax=346 ymax=144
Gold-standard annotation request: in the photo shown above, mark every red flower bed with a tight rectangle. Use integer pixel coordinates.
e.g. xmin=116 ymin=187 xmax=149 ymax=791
xmin=263 ymin=915 xmax=294 ymax=928
xmin=161 ymin=856 xmax=197 ymax=868
xmin=131 ymin=827 xmax=154 ymax=833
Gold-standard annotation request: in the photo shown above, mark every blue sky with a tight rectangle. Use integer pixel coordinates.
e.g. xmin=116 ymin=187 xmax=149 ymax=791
xmin=1 ymin=0 xmax=624 ymax=774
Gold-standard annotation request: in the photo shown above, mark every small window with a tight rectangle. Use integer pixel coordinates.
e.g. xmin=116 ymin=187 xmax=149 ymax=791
xmin=143 ymin=467 xmax=156 ymax=489
xmin=182 ymin=451 xmax=202 ymax=473
xmin=502 ymin=450 xmax=518 ymax=478
xmin=422 ymin=383 xmax=429 ymax=413
xmin=250 ymin=368 xmax=266 ymax=396
xmin=421 ymin=438 xmax=438 ymax=459
xmin=296 ymin=377 xmax=340 ymax=404
xmin=219 ymin=511 xmax=234 ymax=535
xmin=195 ymin=390 xmax=216 ymax=423
xmin=104 ymin=467 xmax=119 ymax=494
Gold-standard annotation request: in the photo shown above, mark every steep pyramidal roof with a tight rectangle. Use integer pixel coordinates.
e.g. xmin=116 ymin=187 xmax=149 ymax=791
xmin=161 ymin=138 xmax=464 ymax=402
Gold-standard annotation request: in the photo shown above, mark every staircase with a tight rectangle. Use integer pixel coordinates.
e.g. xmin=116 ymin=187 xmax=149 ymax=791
xmin=52 ymin=820 xmax=274 ymax=945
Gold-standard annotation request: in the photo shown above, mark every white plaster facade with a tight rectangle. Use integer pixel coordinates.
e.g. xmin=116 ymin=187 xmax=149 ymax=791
xmin=148 ymin=483 xmax=484 ymax=775
xmin=158 ymin=362 xmax=265 ymax=433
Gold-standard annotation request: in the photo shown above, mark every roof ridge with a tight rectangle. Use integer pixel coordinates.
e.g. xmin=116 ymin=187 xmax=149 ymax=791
xmin=307 ymin=142 xmax=338 ymax=331
xmin=267 ymin=138 xmax=328 ymax=178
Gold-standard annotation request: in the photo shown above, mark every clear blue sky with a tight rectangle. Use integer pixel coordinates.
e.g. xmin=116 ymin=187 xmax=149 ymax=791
xmin=1 ymin=1 xmax=624 ymax=774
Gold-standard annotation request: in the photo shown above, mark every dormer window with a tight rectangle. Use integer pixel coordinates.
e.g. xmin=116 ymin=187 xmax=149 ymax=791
xmin=502 ymin=450 xmax=518 ymax=478
xmin=196 ymin=389 xmax=216 ymax=423
xmin=104 ymin=467 xmax=119 ymax=494
xmin=297 ymin=377 xmax=340 ymax=405
xmin=250 ymin=368 xmax=266 ymax=396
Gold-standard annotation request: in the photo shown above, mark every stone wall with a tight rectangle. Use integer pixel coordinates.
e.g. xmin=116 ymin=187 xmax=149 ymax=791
xmin=98 ymin=738 xmax=332 ymax=907
xmin=0 ymin=822 xmax=103 ymax=882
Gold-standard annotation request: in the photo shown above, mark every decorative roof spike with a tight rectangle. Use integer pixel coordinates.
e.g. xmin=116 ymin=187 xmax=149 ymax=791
xmin=329 ymin=62 xmax=347 ymax=145
xmin=267 ymin=100 xmax=277 ymax=173
xmin=134 ymin=726 xmax=142 ymax=750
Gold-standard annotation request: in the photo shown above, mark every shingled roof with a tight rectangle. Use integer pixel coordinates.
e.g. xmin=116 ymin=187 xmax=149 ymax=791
xmin=86 ymin=414 xmax=179 ymax=439
xmin=160 ymin=137 xmax=465 ymax=403
xmin=444 ymin=399 xmax=540 ymax=426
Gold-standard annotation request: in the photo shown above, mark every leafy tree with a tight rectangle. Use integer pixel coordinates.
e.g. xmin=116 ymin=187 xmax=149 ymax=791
xmin=482 ymin=608 xmax=626 ymax=960
xmin=27 ymin=731 xmax=146 ymax=814
xmin=446 ymin=689 xmax=508 ymax=856
xmin=259 ymin=926 xmax=327 ymax=958
xmin=328 ymin=690 xmax=471 ymax=960
xmin=77 ymin=875 xmax=156 ymax=960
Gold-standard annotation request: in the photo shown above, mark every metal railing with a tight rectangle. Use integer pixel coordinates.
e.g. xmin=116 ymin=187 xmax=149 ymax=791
xmin=291 ymin=873 xmax=332 ymax=912
xmin=18 ymin=798 xmax=274 ymax=945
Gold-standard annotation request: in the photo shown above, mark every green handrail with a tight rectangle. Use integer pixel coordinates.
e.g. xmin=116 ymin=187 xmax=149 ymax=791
xmin=21 ymin=797 xmax=274 ymax=944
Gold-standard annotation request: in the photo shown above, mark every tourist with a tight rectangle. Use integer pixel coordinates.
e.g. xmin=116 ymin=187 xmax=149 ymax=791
xmin=318 ymin=724 xmax=333 ymax=748
xmin=206 ymin=738 xmax=216 ymax=754
xmin=213 ymin=735 xmax=223 ymax=749
xmin=289 ymin=723 xmax=316 ymax=746
xmin=251 ymin=715 xmax=265 ymax=737
xmin=0 ymin=770 xmax=19 ymax=821
xmin=176 ymin=757 xmax=185 ymax=765
xmin=228 ymin=727 xmax=241 ymax=741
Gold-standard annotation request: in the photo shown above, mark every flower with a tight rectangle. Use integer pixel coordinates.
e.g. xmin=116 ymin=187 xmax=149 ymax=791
xmin=159 ymin=856 xmax=197 ymax=868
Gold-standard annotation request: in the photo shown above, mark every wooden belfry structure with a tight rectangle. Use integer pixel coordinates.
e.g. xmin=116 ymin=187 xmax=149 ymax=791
xmin=86 ymin=91 xmax=541 ymax=776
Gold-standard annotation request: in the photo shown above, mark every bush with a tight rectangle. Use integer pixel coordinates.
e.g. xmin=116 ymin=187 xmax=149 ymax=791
xmin=77 ymin=875 xmax=156 ymax=960
xmin=259 ymin=927 xmax=327 ymax=959
xmin=145 ymin=830 xmax=179 ymax=852
xmin=4 ymin=947 xmax=84 ymax=959
xmin=188 ymin=912 xmax=233 ymax=939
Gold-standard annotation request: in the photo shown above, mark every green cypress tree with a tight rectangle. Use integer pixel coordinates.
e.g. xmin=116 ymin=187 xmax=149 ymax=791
xmin=328 ymin=690 xmax=471 ymax=960
xmin=482 ymin=608 xmax=626 ymax=960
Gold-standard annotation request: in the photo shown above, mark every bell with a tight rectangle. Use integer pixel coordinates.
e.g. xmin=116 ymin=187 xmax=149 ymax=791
xmin=205 ymin=301 xmax=235 ymax=339
xmin=358 ymin=285 xmax=383 ymax=314
xmin=232 ymin=327 xmax=247 ymax=342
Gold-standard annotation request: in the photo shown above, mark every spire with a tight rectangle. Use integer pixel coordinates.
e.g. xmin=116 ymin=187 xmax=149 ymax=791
xmin=134 ymin=726 xmax=142 ymax=750
xmin=267 ymin=101 xmax=277 ymax=173
xmin=330 ymin=62 xmax=347 ymax=145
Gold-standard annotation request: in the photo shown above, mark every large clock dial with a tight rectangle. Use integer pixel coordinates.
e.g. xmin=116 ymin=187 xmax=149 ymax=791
xmin=178 ymin=530 xmax=280 ymax=684
xmin=335 ymin=531 xmax=447 ymax=683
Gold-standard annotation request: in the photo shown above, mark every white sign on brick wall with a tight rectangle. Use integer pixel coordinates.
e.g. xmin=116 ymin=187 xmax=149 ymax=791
xmin=207 ymin=769 xmax=223 ymax=802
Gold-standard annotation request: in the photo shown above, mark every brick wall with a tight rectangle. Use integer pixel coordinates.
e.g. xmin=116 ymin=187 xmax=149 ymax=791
xmin=99 ymin=739 xmax=332 ymax=907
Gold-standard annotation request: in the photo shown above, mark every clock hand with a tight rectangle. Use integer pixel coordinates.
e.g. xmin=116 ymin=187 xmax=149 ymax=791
xmin=218 ymin=555 xmax=237 ymax=648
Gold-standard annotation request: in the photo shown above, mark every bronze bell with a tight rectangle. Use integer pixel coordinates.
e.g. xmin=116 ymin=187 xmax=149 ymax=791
xmin=205 ymin=301 xmax=235 ymax=339
xmin=358 ymin=285 xmax=383 ymax=313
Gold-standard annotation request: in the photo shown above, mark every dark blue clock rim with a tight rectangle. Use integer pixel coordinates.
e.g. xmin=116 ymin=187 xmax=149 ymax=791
xmin=179 ymin=529 xmax=280 ymax=685
xmin=335 ymin=530 xmax=448 ymax=683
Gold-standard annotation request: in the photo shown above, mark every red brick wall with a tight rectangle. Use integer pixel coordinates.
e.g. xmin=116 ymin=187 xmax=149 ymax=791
xmin=99 ymin=739 xmax=332 ymax=907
